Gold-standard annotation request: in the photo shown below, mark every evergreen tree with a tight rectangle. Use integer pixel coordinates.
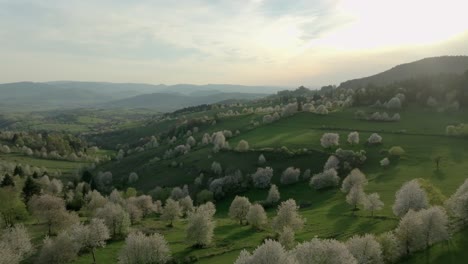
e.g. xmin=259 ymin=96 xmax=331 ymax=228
xmin=22 ymin=176 xmax=41 ymax=202
xmin=14 ymin=165 xmax=24 ymax=177
xmin=82 ymin=170 xmax=93 ymax=183
xmin=1 ymin=173 xmax=15 ymax=187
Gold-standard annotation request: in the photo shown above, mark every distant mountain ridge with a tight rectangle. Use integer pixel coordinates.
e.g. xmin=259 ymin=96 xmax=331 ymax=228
xmin=339 ymin=56 xmax=468 ymax=89
xmin=102 ymin=92 xmax=268 ymax=111
xmin=0 ymin=81 xmax=279 ymax=112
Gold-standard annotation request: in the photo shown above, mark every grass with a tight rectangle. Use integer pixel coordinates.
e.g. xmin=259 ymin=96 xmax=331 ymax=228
xmin=10 ymin=105 xmax=468 ymax=263
xmin=0 ymin=153 xmax=87 ymax=176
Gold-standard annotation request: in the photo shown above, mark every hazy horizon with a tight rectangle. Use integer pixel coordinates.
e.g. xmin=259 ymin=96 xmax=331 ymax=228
xmin=1 ymin=0 xmax=468 ymax=87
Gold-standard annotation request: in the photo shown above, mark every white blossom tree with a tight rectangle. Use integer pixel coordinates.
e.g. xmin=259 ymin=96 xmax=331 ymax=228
xmin=229 ymin=196 xmax=251 ymax=225
xmin=315 ymin=105 xmax=329 ymax=115
xmin=186 ymin=136 xmax=196 ymax=147
xmin=161 ymin=198 xmax=182 ymax=227
xmin=252 ymin=167 xmax=274 ymax=189
xmin=28 ymin=194 xmax=79 ymax=235
xmin=280 ymin=167 xmax=301 ymax=185
xmin=347 ymin=131 xmax=360 ymax=145
xmin=279 ymin=227 xmax=295 ymax=250
xmin=70 ymin=218 xmax=110 ymax=264
xmin=363 ymin=193 xmax=384 ymax=217
xmin=85 ymin=190 xmax=108 ymax=213
xmin=246 ymin=204 xmax=268 ymax=230
xmin=392 ymin=180 xmax=429 ymax=217
xmin=394 ymin=209 xmax=424 ymax=255
xmin=346 ymin=186 xmax=366 ymax=215
xmin=118 ymin=231 xmax=171 ymax=264
xmin=211 ymin=162 xmax=222 ymax=175
xmin=170 ymin=187 xmax=185 ymax=201
xmin=419 ymin=206 xmax=449 ymax=248
xmin=380 ymin=158 xmax=390 ymax=167
xmin=367 ymin=133 xmax=382 ymax=144
xmin=320 ymin=133 xmax=340 ymax=148
xmin=302 ymin=169 xmax=311 ymax=180
xmin=94 ymin=202 xmax=131 ymax=238
xmin=266 ymin=184 xmax=280 ymax=204
xmin=324 ymin=155 xmax=340 ymax=170
xmin=234 ymin=239 xmax=295 ymax=264
xmin=128 ymin=172 xmax=138 ymax=184
xmin=179 ymin=196 xmax=194 ymax=217
xmin=0 ymin=225 xmax=33 ymax=264
xmin=128 ymin=195 xmax=154 ymax=217
xmin=387 ymin=97 xmax=402 ymax=109
xmin=37 ymin=232 xmax=80 ymax=264
xmin=293 ymin=237 xmax=357 ymax=264
xmin=258 ymin=154 xmax=266 ymax=165
xmin=236 ymin=140 xmax=250 ymax=152
xmin=125 ymin=204 xmax=142 ymax=224
xmin=310 ymin=168 xmax=340 ymax=190
xmin=186 ymin=202 xmax=216 ymax=247
xmin=212 ymin=132 xmax=226 ymax=152
xmin=377 ymin=232 xmax=402 ymax=263
xmin=346 ymin=234 xmax=383 ymax=264
xmin=341 ymin=169 xmax=368 ymax=193
xmin=272 ymin=199 xmax=305 ymax=233
xmin=446 ymin=179 xmax=468 ymax=224
xmin=109 ymin=189 xmax=125 ymax=205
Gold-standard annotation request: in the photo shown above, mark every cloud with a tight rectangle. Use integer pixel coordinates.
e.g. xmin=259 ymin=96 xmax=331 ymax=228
xmin=0 ymin=0 xmax=467 ymax=85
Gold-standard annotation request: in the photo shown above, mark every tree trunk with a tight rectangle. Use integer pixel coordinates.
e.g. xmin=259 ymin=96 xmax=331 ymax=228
xmin=92 ymin=248 xmax=96 ymax=264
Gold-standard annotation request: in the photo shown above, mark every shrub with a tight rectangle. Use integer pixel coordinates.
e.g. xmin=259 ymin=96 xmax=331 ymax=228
xmin=380 ymin=157 xmax=390 ymax=167
xmin=236 ymin=140 xmax=250 ymax=152
xmin=388 ymin=146 xmax=405 ymax=157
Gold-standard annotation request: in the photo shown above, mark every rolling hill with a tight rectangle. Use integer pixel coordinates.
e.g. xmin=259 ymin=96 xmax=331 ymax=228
xmin=102 ymin=92 xmax=269 ymax=111
xmin=339 ymin=56 xmax=468 ymax=89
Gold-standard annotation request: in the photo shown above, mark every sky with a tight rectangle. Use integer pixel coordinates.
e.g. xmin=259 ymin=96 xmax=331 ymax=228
xmin=1 ymin=0 xmax=468 ymax=87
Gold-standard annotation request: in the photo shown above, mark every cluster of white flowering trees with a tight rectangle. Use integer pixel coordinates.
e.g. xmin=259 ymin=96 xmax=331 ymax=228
xmin=118 ymin=232 xmax=171 ymax=264
xmin=234 ymin=177 xmax=461 ymax=264
xmin=0 ymin=225 xmax=33 ymax=264
xmin=252 ymin=167 xmax=274 ymax=188
xmin=339 ymin=169 xmax=384 ymax=216
xmin=235 ymin=237 xmax=357 ymax=264
xmin=280 ymin=167 xmax=301 ymax=185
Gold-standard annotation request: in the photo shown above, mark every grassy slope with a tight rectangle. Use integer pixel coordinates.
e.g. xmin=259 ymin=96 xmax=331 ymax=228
xmin=42 ymin=106 xmax=468 ymax=263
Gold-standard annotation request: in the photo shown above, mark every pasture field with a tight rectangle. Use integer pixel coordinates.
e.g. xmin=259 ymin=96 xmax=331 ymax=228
xmin=66 ymin=106 xmax=468 ymax=263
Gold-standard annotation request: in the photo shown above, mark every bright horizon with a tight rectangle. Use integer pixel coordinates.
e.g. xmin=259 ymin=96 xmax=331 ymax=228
xmin=1 ymin=0 xmax=468 ymax=86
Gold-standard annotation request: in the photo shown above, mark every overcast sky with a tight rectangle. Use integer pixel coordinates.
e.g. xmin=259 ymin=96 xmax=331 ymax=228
xmin=1 ymin=0 xmax=468 ymax=87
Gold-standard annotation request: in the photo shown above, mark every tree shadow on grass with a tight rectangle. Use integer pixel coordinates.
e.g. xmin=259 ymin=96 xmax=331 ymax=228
xmin=215 ymin=223 xmax=240 ymax=235
xmin=327 ymin=199 xmax=350 ymax=216
xmin=223 ymin=227 xmax=258 ymax=242
xmin=374 ymin=166 xmax=402 ymax=183
xmin=431 ymin=169 xmax=446 ymax=180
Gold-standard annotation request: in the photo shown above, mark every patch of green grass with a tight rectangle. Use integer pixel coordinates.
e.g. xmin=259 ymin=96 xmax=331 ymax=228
xmin=57 ymin=106 xmax=468 ymax=263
